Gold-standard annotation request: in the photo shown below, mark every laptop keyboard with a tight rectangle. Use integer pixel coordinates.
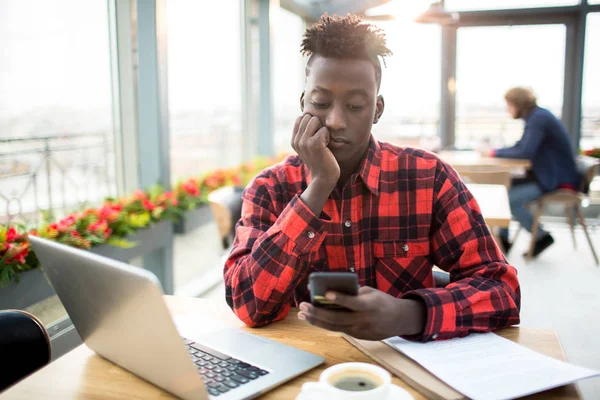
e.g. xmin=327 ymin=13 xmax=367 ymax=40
xmin=182 ymin=337 xmax=269 ymax=397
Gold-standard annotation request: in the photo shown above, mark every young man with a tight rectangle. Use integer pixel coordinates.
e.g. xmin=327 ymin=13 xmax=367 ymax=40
xmin=491 ymin=87 xmax=580 ymax=257
xmin=224 ymin=15 xmax=520 ymax=342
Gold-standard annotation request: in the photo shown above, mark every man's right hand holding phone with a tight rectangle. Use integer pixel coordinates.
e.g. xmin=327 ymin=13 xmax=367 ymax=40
xmin=298 ymin=286 xmax=426 ymax=341
xmin=292 ymin=113 xmax=340 ymax=217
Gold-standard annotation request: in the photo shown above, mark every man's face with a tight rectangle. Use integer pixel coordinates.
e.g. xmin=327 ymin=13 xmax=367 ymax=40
xmin=506 ymin=101 xmax=519 ymax=119
xmin=302 ymin=56 xmax=384 ymax=165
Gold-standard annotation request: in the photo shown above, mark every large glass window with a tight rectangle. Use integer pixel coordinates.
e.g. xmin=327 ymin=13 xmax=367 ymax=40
xmin=446 ymin=0 xmax=578 ymax=11
xmin=581 ymin=13 xmax=600 ymax=149
xmin=0 ymin=0 xmax=117 ymax=226
xmin=273 ymin=7 xmax=305 ymax=155
xmin=0 ymin=0 xmax=116 ymax=333
xmin=455 ymin=25 xmax=566 ymax=149
xmin=365 ymin=1 xmax=441 ymax=150
xmin=167 ymin=0 xmax=242 ymax=182
xmin=167 ymin=0 xmax=242 ymax=293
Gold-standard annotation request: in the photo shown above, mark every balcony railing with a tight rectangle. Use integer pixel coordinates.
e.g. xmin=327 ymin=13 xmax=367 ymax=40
xmin=0 ymin=133 xmax=117 ymax=225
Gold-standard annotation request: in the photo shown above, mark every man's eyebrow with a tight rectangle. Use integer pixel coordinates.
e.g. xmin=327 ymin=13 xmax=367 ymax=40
xmin=346 ymin=89 xmax=369 ymax=98
xmin=313 ymin=86 xmax=369 ymax=98
xmin=313 ymin=86 xmax=332 ymax=94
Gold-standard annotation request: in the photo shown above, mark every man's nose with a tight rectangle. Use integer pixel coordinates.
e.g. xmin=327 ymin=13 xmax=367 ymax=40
xmin=325 ymin=104 xmax=347 ymax=131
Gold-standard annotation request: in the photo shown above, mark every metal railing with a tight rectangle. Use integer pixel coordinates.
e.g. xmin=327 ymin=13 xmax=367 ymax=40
xmin=0 ymin=133 xmax=117 ymax=225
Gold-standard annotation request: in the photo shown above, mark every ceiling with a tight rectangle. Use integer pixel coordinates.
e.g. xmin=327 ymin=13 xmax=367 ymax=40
xmin=280 ymin=0 xmax=393 ymax=20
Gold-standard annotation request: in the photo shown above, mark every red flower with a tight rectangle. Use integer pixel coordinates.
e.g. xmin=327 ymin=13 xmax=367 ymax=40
xmin=88 ymin=220 xmax=108 ymax=234
xmin=99 ymin=204 xmax=120 ymax=221
xmin=70 ymin=230 xmax=81 ymax=238
xmin=170 ymin=198 xmax=179 ymax=206
xmin=204 ymin=176 xmax=220 ymax=189
xmin=8 ymin=242 xmax=30 ymax=264
xmin=58 ymin=216 xmax=76 ymax=232
xmin=133 ymin=189 xmax=148 ymax=201
xmin=6 ymin=227 xmax=17 ymax=242
xmin=143 ymin=199 xmax=157 ymax=212
xmin=232 ymin=175 xmax=242 ymax=186
xmin=182 ymin=180 xmax=200 ymax=197
xmin=16 ymin=245 xmax=29 ymax=264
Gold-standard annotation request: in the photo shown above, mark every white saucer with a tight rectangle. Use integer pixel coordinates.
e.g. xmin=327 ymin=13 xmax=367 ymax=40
xmin=295 ymin=384 xmax=414 ymax=400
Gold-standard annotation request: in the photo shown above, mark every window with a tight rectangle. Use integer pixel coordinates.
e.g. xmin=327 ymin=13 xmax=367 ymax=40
xmin=167 ymin=0 xmax=242 ymax=293
xmin=363 ymin=1 xmax=441 ymax=150
xmin=446 ymin=0 xmax=578 ymax=11
xmin=365 ymin=20 xmax=441 ymax=150
xmin=273 ymin=7 xmax=305 ymax=155
xmin=455 ymin=25 xmax=566 ymax=149
xmin=0 ymin=0 xmax=116 ymax=331
xmin=0 ymin=0 xmax=117 ymax=226
xmin=167 ymin=0 xmax=242 ymax=182
xmin=581 ymin=13 xmax=600 ymax=149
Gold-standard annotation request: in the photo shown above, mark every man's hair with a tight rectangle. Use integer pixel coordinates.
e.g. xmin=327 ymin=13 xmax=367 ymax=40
xmin=301 ymin=14 xmax=392 ymax=89
xmin=504 ymin=87 xmax=538 ymax=115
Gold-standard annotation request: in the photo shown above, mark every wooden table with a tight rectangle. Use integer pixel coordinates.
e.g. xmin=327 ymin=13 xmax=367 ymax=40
xmin=2 ymin=296 xmax=581 ymax=400
xmin=467 ymin=183 xmax=512 ymax=228
xmin=438 ymin=150 xmax=531 ymax=171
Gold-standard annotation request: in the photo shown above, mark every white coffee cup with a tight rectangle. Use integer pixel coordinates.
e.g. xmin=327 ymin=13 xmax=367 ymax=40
xmin=299 ymin=362 xmax=392 ymax=400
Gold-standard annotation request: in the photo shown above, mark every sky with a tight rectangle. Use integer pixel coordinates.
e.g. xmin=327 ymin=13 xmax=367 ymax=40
xmin=0 ymin=0 xmax=112 ymax=114
xmin=0 ymin=0 xmax=599 ymax=127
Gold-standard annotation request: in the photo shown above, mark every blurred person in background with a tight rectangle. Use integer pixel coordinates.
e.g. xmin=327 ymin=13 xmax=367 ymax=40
xmin=489 ymin=87 xmax=580 ymax=257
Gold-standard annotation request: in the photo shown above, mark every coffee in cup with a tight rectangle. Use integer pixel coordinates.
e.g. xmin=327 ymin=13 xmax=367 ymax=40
xmin=328 ymin=368 xmax=384 ymax=391
xmin=298 ymin=362 xmax=393 ymax=399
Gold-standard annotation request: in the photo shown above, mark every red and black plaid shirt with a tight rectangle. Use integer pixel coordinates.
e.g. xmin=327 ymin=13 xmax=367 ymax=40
xmin=224 ymin=137 xmax=520 ymax=341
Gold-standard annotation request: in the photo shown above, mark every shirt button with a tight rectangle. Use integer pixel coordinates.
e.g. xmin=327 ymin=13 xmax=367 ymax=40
xmin=432 ymin=334 xmax=439 ymax=340
xmin=402 ymin=244 xmax=409 ymax=252
xmin=307 ymin=231 xmax=315 ymax=239
xmin=349 ymin=264 xmax=355 ymax=272
xmin=344 ymin=220 xmax=352 ymax=228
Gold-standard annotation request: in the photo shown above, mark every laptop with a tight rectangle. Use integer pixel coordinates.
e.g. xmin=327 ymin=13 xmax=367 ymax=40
xmin=29 ymin=236 xmax=324 ymax=400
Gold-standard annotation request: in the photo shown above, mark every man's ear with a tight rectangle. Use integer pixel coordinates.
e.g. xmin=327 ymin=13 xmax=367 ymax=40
xmin=300 ymin=91 xmax=305 ymax=112
xmin=373 ymin=95 xmax=385 ymax=124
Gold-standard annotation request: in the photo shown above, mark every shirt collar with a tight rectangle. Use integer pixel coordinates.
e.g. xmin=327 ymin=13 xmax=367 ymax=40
xmin=356 ymin=135 xmax=381 ymax=196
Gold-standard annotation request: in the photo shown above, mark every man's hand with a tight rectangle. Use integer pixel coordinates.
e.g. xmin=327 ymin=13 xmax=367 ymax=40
xmin=292 ymin=113 xmax=340 ymax=216
xmin=292 ymin=114 xmax=340 ymax=186
xmin=297 ymin=286 xmax=426 ymax=341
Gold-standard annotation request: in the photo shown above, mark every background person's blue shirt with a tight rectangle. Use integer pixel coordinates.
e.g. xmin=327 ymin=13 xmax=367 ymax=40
xmin=494 ymin=107 xmax=580 ymax=192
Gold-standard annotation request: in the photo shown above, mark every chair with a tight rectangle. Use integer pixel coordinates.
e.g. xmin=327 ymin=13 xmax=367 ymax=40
xmin=457 ymin=167 xmax=513 ymax=253
xmin=0 ymin=310 xmax=51 ymax=392
xmin=457 ymin=167 xmax=513 ymax=190
xmin=207 ymin=186 xmax=243 ymax=249
xmin=522 ymin=155 xmax=599 ymax=264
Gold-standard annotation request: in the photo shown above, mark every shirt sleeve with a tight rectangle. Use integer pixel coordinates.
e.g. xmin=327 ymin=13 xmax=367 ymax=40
xmin=224 ymin=173 xmax=326 ymax=327
xmin=401 ymin=160 xmax=521 ymax=342
xmin=494 ymin=114 xmax=545 ymax=160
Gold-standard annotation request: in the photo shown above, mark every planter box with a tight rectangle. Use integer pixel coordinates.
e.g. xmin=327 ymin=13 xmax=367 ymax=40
xmin=173 ymin=204 xmax=213 ymax=234
xmin=90 ymin=220 xmax=173 ymax=262
xmin=0 ymin=268 xmax=56 ymax=310
xmin=0 ymin=220 xmax=173 ymax=310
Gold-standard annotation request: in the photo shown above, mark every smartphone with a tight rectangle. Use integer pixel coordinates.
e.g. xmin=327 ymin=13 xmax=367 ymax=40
xmin=308 ymin=272 xmax=359 ymax=310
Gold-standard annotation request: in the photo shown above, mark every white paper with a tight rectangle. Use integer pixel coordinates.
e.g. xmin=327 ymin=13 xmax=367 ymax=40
xmin=385 ymin=333 xmax=599 ymax=400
